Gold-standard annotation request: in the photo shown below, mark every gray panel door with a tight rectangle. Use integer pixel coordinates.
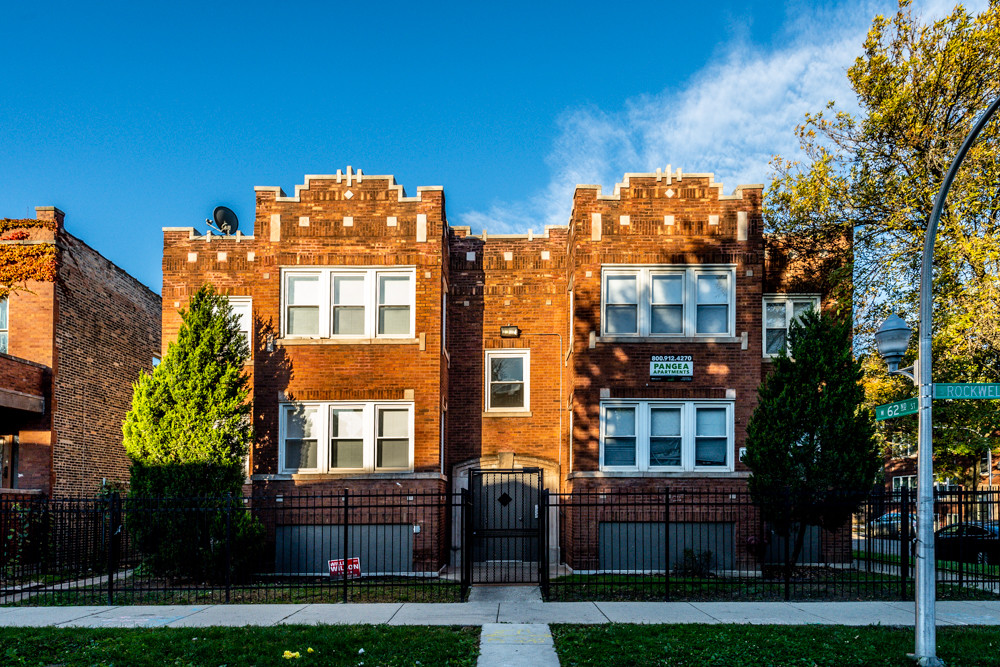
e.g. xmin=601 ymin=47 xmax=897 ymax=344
xmin=470 ymin=468 xmax=542 ymax=582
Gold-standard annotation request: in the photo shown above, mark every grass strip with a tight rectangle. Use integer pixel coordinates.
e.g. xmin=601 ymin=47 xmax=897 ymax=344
xmin=552 ymin=624 xmax=1000 ymax=666
xmin=0 ymin=625 xmax=479 ymax=667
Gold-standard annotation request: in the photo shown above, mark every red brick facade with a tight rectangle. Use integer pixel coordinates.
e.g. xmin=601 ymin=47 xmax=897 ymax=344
xmin=0 ymin=208 xmax=161 ymax=495
xmin=162 ymin=169 xmax=839 ymax=570
xmin=161 ymin=169 xmax=839 ymax=495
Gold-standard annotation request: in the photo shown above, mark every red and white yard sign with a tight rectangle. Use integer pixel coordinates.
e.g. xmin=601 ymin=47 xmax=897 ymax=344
xmin=328 ymin=557 xmax=361 ymax=578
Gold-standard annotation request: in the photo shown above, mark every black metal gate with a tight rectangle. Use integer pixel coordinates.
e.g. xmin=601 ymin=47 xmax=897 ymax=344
xmin=465 ymin=468 xmax=547 ymax=584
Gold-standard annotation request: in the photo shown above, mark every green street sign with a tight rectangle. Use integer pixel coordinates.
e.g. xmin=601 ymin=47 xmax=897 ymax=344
xmin=934 ymin=383 xmax=1000 ymax=400
xmin=875 ymin=397 xmax=919 ymax=421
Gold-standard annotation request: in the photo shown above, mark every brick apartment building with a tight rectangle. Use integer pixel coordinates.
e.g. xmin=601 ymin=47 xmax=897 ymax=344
xmin=161 ymin=167 xmax=840 ymax=572
xmin=0 ymin=208 xmax=161 ymax=497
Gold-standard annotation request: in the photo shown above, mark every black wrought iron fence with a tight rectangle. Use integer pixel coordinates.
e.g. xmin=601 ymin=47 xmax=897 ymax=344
xmin=3 ymin=488 xmax=1000 ymax=605
xmin=548 ymin=488 xmax=1000 ymax=602
xmin=2 ymin=491 xmax=462 ymax=605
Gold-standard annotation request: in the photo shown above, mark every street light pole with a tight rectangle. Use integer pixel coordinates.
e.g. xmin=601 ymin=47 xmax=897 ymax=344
xmin=910 ymin=95 xmax=1000 ymax=667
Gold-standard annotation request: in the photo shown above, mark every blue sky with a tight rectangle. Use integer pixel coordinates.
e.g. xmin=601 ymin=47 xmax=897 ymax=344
xmin=0 ymin=0 xmax=980 ymax=293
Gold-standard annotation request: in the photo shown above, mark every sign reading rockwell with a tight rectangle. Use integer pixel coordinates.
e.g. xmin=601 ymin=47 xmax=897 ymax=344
xmin=650 ymin=355 xmax=693 ymax=381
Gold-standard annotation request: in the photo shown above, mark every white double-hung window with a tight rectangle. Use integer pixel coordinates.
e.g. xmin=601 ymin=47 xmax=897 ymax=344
xmin=225 ymin=296 xmax=253 ymax=352
xmin=600 ymin=401 xmax=733 ymax=472
xmin=601 ymin=266 xmax=735 ymax=337
xmin=282 ymin=268 xmax=415 ymax=339
xmin=280 ymin=402 xmax=414 ymax=474
xmin=485 ymin=349 xmax=530 ymax=412
xmin=762 ymin=294 xmax=820 ymax=357
xmin=0 ymin=299 xmax=7 ymax=354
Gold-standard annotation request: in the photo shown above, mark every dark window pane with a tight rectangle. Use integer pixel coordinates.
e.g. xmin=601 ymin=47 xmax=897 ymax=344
xmin=696 ymin=305 xmax=728 ymax=334
xmin=651 ymin=305 xmax=683 ymax=334
xmin=287 ymin=306 xmax=319 ymax=335
xmin=695 ymin=437 xmax=727 ymax=466
xmin=334 ymin=307 xmax=365 ymax=335
xmin=604 ymin=437 xmax=636 ymax=466
xmin=285 ymin=439 xmax=317 ymax=469
xmin=650 ymin=437 xmax=681 ymax=466
xmin=331 ymin=439 xmax=363 ymax=468
xmin=606 ymin=305 xmax=638 ymax=334
xmin=377 ymin=439 xmax=409 ymax=468
xmin=490 ymin=382 xmax=524 ymax=408
xmin=766 ymin=328 xmax=787 ymax=354
xmin=378 ymin=306 xmax=410 ymax=335
xmin=491 ymin=357 xmax=523 ymax=382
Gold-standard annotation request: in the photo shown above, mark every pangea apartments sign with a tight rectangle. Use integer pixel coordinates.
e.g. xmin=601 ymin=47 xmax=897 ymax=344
xmin=650 ymin=355 xmax=693 ymax=381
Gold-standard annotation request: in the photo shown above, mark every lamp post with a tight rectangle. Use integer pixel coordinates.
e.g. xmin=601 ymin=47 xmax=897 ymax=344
xmin=874 ymin=94 xmax=1000 ymax=667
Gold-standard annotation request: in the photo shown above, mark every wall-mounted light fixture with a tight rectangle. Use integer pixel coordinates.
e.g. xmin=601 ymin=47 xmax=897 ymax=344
xmin=500 ymin=325 xmax=521 ymax=338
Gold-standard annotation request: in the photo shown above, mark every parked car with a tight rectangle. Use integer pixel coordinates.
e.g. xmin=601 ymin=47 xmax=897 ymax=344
xmin=934 ymin=522 xmax=1000 ymax=565
xmin=868 ymin=511 xmax=916 ymax=538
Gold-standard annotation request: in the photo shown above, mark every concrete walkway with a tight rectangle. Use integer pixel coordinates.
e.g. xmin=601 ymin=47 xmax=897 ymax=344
xmin=7 ymin=590 xmax=1000 ymax=667
xmin=4 ymin=598 xmax=1000 ymax=628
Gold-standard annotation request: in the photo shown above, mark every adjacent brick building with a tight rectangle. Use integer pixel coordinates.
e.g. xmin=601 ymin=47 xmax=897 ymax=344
xmin=161 ymin=167 xmax=840 ymax=572
xmin=0 ymin=208 xmax=161 ymax=496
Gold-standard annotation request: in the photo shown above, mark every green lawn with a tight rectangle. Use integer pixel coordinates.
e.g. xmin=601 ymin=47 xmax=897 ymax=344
xmin=552 ymin=624 xmax=1000 ymax=666
xmin=0 ymin=625 xmax=479 ymax=667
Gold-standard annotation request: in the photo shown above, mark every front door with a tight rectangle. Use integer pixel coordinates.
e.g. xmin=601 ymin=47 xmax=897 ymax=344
xmin=0 ymin=436 xmax=16 ymax=489
xmin=470 ymin=468 xmax=543 ymax=583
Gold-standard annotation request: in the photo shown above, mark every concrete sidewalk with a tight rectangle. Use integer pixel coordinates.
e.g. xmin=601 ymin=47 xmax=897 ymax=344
xmin=3 ymin=599 xmax=1000 ymax=628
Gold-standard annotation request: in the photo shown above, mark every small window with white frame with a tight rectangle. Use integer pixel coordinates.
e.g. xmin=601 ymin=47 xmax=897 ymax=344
xmin=485 ymin=349 xmax=530 ymax=412
xmin=762 ymin=294 xmax=820 ymax=357
xmin=226 ymin=296 xmax=253 ymax=354
xmin=281 ymin=268 xmax=415 ymax=339
xmin=0 ymin=298 xmax=7 ymax=354
xmin=601 ymin=266 xmax=736 ymax=338
xmin=600 ymin=400 xmax=734 ymax=472
xmin=279 ymin=401 xmax=414 ymax=474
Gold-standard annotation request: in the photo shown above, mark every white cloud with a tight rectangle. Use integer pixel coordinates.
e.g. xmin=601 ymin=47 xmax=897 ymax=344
xmin=457 ymin=0 xmax=987 ymax=233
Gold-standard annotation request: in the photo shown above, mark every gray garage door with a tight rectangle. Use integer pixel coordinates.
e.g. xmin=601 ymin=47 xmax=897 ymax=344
xmin=275 ymin=524 xmax=413 ymax=576
xmin=599 ymin=522 xmax=735 ymax=571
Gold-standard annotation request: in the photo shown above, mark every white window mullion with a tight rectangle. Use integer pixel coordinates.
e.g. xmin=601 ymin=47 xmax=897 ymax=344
xmin=638 ymin=403 xmax=650 ymax=472
xmin=685 ymin=270 xmax=696 ymax=337
xmin=318 ymin=406 xmax=330 ymax=473
xmin=366 ymin=273 xmax=376 ymax=339
xmin=363 ymin=403 xmax=375 ymax=472
xmin=681 ymin=403 xmax=693 ymax=470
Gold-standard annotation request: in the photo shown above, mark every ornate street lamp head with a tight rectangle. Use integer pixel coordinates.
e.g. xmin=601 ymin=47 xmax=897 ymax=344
xmin=875 ymin=313 xmax=912 ymax=373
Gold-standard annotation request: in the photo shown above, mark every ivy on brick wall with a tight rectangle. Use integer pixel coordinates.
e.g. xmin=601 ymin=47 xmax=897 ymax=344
xmin=0 ymin=219 xmax=58 ymax=301
xmin=0 ymin=218 xmax=57 ymax=234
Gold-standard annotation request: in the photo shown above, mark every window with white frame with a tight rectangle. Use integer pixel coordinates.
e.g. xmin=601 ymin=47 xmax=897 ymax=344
xmin=892 ymin=475 xmax=916 ymax=492
xmin=485 ymin=349 xmax=530 ymax=411
xmin=600 ymin=400 xmax=733 ymax=471
xmin=601 ymin=266 xmax=736 ymax=337
xmin=282 ymin=268 xmax=415 ymax=339
xmin=0 ymin=299 xmax=7 ymax=354
xmin=762 ymin=294 xmax=820 ymax=357
xmin=226 ymin=296 xmax=253 ymax=353
xmin=279 ymin=402 xmax=413 ymax=473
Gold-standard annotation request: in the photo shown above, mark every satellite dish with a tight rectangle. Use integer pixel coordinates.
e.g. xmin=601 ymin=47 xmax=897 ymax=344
xmin=210 ymin=206 xmax=239 ymax=235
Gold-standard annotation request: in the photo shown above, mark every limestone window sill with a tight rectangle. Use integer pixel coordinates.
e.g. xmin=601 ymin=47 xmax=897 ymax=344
xmin=597 ymin=336 xmax=741 ymax=344
xmin=482 ymin=411 xmax=533 ymax=418
xmin=278 ymin=337 xmax=419 ymax=346
xmin=568 ymin=470 xmax=747 ymax=479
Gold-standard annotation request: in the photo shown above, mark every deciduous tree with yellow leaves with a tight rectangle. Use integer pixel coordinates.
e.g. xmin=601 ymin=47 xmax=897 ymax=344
xmin=767 ymin=0 xmax=1000 ymax=487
